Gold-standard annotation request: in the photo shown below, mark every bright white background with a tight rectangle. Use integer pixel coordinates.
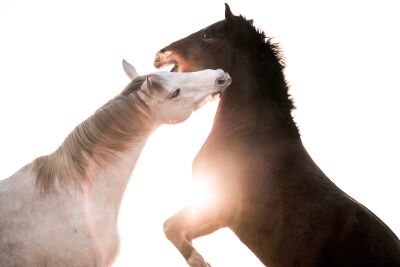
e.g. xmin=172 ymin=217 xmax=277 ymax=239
xmin=1 ymin=1 xmax=399 ymax=266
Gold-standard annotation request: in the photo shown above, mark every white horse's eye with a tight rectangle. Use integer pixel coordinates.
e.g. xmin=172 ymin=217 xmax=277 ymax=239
xmin=171 ymin=88 xmax=181 ymax=98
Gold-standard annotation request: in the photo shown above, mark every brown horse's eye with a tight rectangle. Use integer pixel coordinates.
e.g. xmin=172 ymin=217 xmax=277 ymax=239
xmin=171 ymin=88 xmax=181 ymax=98
xmin=202 ymin=33 xmax=210 ymax=40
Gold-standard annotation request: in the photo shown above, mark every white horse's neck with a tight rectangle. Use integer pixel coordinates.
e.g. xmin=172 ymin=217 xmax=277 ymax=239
xmin=83 ymin=138 xmax=148 ymax=220
xmin=33 ymin=89 xmax=156 ymax=194
xmin=29 ymin=90 xmax=157 ymax=265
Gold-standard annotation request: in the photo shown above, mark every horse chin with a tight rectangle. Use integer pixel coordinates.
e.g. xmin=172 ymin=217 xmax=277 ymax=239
xmin=194 ymin=93 xmax=223 ymax=111
xmin=212 ymin=92 xmax=223 ymax=99
xmin=193 ymin=98 xmax=209 ymax=111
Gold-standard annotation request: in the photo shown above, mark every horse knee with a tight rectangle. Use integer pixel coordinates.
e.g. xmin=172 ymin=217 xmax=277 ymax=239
xmin=163 ymin=218 xmax=177 ymax=241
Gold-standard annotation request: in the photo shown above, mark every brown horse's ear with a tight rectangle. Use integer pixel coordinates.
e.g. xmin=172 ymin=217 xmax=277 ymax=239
xmin=225 ymin=3 xmax=234 ymax=23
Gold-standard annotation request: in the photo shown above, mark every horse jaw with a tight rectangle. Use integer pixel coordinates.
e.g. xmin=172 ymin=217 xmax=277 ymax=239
xmin=194 ymin=93 xmax=222 ymax=111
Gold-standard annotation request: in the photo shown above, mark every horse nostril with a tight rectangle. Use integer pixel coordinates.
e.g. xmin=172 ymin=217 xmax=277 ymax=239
xmin=216 ymin=73 xmax=231 ymax=86
xmin=217 ymin=77 xmax=226 ymax=85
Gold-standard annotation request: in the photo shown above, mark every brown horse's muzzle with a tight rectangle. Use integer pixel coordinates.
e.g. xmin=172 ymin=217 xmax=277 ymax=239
xmin=154 ymin=49 xmax=193 ymax=72
xmin=154 ymin=50 xmax=173 ymax=68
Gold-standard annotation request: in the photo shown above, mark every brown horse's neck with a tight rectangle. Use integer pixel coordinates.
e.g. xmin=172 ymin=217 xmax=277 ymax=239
xmin=193 ymin=54 xmax=302 ymax=183
xmin=210 ymin=62 xmax=299 ymax=142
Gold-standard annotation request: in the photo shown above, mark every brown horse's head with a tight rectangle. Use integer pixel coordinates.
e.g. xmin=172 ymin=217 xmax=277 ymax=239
xmin=154 ymin=4 xmax=260 ymax=75
xmin=154 ymin=4 xmax=293 ymax=119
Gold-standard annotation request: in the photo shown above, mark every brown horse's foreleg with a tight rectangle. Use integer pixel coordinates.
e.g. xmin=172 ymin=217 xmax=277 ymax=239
xmin=164 ymin=206 xmax=227 ymax=267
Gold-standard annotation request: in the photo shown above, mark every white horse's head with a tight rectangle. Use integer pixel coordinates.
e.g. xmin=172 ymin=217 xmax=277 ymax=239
xmin=122 ymin=60 xmax=231 ymax=124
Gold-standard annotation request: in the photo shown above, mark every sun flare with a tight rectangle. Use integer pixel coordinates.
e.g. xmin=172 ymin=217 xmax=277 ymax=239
xmin=187 ymin=178 xmax=215 ymax=208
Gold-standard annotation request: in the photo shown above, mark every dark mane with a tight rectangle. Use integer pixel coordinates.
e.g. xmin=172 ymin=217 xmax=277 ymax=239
xmin=234 ymin=15 xmax=295 ymax=113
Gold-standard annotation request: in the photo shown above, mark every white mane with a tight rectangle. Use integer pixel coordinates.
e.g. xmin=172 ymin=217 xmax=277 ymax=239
xmin=33 ymin=77 xmax=153 ymax=193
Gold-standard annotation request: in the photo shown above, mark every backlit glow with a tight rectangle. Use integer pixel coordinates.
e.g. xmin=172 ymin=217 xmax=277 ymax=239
xmin=0 ymin=1 xmax=399 ymax=267
xmin=187 ymin=178 xmax=214 ymax=209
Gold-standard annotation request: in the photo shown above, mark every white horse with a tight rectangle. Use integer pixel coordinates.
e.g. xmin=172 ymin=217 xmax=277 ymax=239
xmin=0 ymin=60 xmax=231 ymax=267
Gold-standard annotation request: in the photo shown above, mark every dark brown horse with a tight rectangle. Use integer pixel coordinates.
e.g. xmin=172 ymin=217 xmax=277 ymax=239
xmin=154 ymin=4 xmax=400 ymax=267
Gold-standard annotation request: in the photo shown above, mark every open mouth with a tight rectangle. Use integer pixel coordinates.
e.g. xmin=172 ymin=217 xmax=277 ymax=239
xmin=170 ymin=64 xmax=179 ymax=72
xmin=171 ymin=64 xmax=178 ymax=72
xmin=154 ymin=51 xmax=187 ymax=73
xmin=157 ymin=60 xmax=179 ymax=72
xmin=158 ymin=63 xmax=178 ymax=72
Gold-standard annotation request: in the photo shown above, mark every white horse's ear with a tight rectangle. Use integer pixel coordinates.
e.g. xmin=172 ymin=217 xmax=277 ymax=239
xmin=122 ymin=59 xmax=139 ymax=80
